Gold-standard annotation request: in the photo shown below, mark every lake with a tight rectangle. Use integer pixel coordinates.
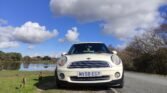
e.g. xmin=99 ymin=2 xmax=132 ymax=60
xmin=19 ymin=63 xmax=56 ymax=71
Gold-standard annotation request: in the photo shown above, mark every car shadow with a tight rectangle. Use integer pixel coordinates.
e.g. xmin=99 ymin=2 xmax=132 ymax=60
xmin=34 ymin=76 xmax=57 ymax=90
xmin=34 ymin=76 xmax=110 ymax=91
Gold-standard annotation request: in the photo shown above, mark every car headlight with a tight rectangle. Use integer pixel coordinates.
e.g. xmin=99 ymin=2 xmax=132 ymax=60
xmin=111 ymin=54 xmax=122 ymax=65
xmin=58 ymin=56 xmax=67 ymax=66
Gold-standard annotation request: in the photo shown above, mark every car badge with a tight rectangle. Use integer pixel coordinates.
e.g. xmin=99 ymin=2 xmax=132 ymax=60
xmin=87 ymin=57 xmax=91 ymax=60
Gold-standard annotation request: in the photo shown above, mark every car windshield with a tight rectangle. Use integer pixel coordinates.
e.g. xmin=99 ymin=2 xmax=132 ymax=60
xmin=68 ymin=43 xmax=110 ymax=54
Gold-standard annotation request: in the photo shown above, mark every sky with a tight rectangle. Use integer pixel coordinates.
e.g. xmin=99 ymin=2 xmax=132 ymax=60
xmin=0 ymin=0 xmax=167 ymax=57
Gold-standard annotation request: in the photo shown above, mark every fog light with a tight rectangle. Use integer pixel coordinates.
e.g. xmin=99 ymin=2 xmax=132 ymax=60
xmin=59 ymin=73 xmax=65 ymax=79
xmin=115 ymin=72 xmax=120 ymax=78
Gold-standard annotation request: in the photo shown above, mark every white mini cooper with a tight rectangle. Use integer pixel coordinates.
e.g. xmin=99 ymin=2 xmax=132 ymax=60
xmin=55 ymin=42 xmax=124 ymax=88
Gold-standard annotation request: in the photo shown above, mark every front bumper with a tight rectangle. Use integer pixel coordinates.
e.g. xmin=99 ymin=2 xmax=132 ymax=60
xmin=56 ymin=67 xmax=123 ymax=84
xmin=57 ymin=77 xmax=123 ymax=87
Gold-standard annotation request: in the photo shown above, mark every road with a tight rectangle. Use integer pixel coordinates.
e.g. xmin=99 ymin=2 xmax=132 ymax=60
xmin=116 ymin=71 xmax=167 ymax=93
xmin=38 ymin=71 xmax=167 ymax=93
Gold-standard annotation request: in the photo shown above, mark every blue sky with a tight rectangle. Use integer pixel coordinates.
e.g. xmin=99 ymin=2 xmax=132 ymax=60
xmin=0 ymin=0 xmax=166 ymax=57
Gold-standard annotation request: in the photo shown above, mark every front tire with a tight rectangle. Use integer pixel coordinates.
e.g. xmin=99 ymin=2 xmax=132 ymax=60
xmin=55 ymin=70 xmax=63 ymax=88
xmin=117 ymin=77 xmax=124 ymax=88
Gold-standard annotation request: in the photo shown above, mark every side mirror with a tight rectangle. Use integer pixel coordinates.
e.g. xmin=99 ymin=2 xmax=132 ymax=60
xmin=112 ymin=50 xmax=117 ymax=55
xmin=61 ymin=52 xmax=67 ymax=56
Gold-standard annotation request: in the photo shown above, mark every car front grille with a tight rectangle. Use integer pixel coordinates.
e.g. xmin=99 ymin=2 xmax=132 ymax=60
xmin=70 ymin=76 xmax=110 ymax=81
xmin=68 ymin=61 xmax=110 ymax=69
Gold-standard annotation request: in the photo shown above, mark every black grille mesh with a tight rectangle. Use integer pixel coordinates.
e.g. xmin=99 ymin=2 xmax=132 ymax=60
xmin=68 ymin=61 xmax=110 ymax=68
xmin=70 ymin=76 xmax=110 ymax=81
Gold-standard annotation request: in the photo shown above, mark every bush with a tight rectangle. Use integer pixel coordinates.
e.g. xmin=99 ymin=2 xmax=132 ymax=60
xmin=133 ymin=53 xmax=154 ymax=73
xmin=132 ymin=48 xmax=167 ymax=75
xmin=152 ymin=48 xmax=167 ymax=75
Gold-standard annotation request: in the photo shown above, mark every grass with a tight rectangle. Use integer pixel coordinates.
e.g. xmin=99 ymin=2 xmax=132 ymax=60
xmin=0 ymin=70 xmax=108 ymax=93
xmin=0 ymin=70 xmax=54 ymax=93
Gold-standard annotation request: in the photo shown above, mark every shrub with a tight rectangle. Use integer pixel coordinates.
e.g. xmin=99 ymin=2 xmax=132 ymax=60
xmin=132 ymin=48 xmax=167 ymax=75
xmin=152 ymin=48 xmax=167 ymax=75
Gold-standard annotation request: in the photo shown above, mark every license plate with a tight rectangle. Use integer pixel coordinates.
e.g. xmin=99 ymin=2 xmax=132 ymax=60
xmin=78 ymin=71 xmax=101 ymax=77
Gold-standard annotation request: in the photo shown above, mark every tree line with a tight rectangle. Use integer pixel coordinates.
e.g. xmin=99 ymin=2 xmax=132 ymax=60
xmin=0 ymin=51 xmax=57 ymax=70
xmin=0 ymin=51 xmax=22 ymax=70
xmin=0 ymin=51 xmax=22 ymax=61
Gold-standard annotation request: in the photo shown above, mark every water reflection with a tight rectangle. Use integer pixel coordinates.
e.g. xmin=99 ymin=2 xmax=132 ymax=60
xmin=19 ymin=63 xmax=56 ymax=71
xmin=0 ymin=62 xmax=20 ymax=70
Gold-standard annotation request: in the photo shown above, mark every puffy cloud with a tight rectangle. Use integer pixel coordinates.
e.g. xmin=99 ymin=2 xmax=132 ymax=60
xmin=59 ymin=27 xmax=79 ymax=43
xmin=0 ymin=42 xmax=19 ymax=49
xmin=0 ymin=26 xmax=18 ymax=48
xmin=50 ymin=0 xmax=166 ymax=40
xmin=14 ymin=21 xmax=59 ymax=44
xmin=0 ymin=26 xmax=14 ymax=42
xmin=0 ymin=21 xmax=59 ymax=49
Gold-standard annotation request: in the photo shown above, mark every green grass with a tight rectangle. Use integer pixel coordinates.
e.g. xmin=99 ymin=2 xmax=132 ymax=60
xmin=0 ymin=71 xmax=103 ymax=93
xmin=0 ymin=70 xmax=54 ymax=93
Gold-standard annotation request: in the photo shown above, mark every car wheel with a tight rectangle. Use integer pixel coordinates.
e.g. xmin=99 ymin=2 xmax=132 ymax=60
xmin=117 ymin=78 xmax=124 ymax=88
xmin=117 ymin=71 xmax=124 ymax=88
xmin=55 ymin=70 xmax=63 ymax=88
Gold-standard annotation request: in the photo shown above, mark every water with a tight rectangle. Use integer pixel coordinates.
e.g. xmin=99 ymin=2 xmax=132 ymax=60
xmin=19 ymin=63 xmax=56 ymax=71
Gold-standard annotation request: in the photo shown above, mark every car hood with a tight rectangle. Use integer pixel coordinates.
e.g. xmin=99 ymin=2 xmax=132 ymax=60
xmin=66 ymin=53 xmax=112 ymax=62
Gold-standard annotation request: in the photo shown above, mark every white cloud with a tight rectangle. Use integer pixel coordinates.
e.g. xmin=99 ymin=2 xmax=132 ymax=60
xmin=50 ymin=0 xmax=166 ymax=40
xmin=0 ymin=26 xmax=14 ymax=42
xmin=0 ymin=42 xmax=19 ymax=49
xmin=0 ymin=21 xmax=59 ymax=49
xmin=0 ymin=26 xmax=18 ymax=48
xmin=59 ymin=27 xmax=79 ymax=43
xmin=14 ymin=21 xmax=59 ymax=44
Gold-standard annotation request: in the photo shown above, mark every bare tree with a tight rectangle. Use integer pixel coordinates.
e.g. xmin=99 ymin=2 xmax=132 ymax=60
xmin=126 ymin=30 xmax=165 ymax=55
xmin=155 ymin=24 xmax=167 ymax=45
